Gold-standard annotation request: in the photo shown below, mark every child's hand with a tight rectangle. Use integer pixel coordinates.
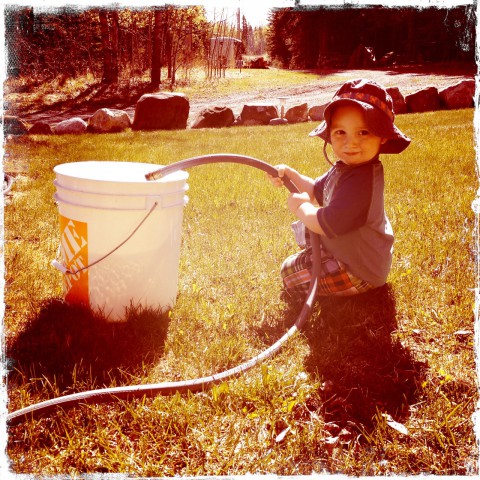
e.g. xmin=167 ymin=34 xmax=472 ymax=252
xmin=287 ymin=192 xmax=311 ymax=214
xmin=267 ymin=164 xmax=290 ymax=188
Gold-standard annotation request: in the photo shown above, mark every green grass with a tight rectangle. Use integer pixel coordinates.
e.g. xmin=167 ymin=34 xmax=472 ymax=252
xmin=178 ymin=68 xmax=330 ymax=99
xmin=4 ymin=108 xmax=478 ymax=475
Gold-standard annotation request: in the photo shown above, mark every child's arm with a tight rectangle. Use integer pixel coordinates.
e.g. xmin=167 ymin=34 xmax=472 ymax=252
xmin=288 ymin=192 xmax=326 ymax=236
xmin=268 ymin=165 xmax=316 ymax=200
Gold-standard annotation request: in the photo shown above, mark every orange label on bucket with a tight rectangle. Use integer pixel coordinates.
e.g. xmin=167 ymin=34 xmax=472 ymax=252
xmin=59 ymin=215 xmax=89 ymax=305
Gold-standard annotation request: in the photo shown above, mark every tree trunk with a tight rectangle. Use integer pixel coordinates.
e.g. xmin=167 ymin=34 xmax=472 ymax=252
xmin=110 ymin=10 xmax=119 ymax=82
xmin=166 ymin=27 xmax=172 ymax=80
xmin=99 ymin=9 xmax=119 ymax=84
xmin=151 ymin=8 xmax=162 ymax=88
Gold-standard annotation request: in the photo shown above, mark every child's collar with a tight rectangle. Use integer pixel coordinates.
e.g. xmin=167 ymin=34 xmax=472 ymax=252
xmin=335 ymin=155 xmax=381 ymax=168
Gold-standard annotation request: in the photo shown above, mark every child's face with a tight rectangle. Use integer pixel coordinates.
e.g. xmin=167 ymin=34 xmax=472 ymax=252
xmin=329 ymin=103 xmax=387 ymax=165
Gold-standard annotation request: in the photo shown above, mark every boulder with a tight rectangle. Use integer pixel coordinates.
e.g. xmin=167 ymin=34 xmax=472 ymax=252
xmin=239 ymin=103 xmax=278 ymax=125
xmin=378 ymin=51 xmax=396 ymax=67
xmin=29 ymin=121 xmax=53 ymax=135
xmin=387 ymin=87 xmax=407 ymax=115
xmin=3 ymin=115 xmax=29 ymax=135
xmin=55 ymin=117 xmax=87 ymax=135
xmin=191 ymin=106 xmax=234 ymax=129
xmin=88 ymin=108 xmax=131 ymax=133
xmin=269 ymin=117 xmax=289 ymax=126
xmin=405 ymin=86 xmax=440 ymax=113
xmin=348 ymin=44 xmax=375 ymax=68
xmin=133 ymin=92 xmax=189 ymax=131
xmin=285 ymin=103 xmax=309 ymax=123
xmin=309 ymin=104 xmax=327 ymax=121
xmin=242 ymin=118 xmax=265 ymax=126
xmin=439 ymin=80 xmax=475 ymax=110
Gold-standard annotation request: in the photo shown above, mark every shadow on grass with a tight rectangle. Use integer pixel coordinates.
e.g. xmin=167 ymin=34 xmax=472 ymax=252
xmin=7 ymin=298 xmax=171 ymax=395
xmin=11 ymin=79 xmax=157 ymax=123
xmin=303 ymin=284 xmax=428 ymax=432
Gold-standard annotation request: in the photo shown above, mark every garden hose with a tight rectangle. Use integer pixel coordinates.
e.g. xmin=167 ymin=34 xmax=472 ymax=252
xmin=8 ymin=154 xmax=322 ymax=426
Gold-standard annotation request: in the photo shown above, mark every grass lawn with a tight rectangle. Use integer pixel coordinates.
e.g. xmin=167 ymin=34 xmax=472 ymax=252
xmin=3 ymin=108 xmax=478 ymax=475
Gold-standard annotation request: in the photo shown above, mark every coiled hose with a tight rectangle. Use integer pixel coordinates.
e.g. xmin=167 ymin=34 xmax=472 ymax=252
xmin=8 ymin=154 xmax=321 ymax=426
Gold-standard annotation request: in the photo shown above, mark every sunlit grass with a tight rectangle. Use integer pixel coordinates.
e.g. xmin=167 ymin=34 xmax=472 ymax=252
xmin=179 ymin=68 xmax=326 ymax=99
xmin=4 ymin=108 xmax=477 ymax=475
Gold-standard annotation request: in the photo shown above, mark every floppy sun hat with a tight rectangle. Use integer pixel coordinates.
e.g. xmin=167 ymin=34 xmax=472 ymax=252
xmin=309 ymin=78 xmax=411 ymax=154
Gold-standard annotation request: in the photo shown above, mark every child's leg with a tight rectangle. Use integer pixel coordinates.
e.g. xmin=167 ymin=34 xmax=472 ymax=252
xmin=281 ymin=243 xmax=375 ymax=298
xmin=281 ymin=248 xmax=314 ymax=296
xmin=316 ymin=261 xmax=374 ymax=296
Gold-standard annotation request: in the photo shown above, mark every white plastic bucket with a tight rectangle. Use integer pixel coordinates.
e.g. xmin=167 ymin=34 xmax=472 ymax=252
xmin=52 ymin=161 xmax=188 ymax=322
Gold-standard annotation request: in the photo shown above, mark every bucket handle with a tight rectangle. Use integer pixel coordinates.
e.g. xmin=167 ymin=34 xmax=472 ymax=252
xmin=52 ymin=201 xmax=159 ymax=276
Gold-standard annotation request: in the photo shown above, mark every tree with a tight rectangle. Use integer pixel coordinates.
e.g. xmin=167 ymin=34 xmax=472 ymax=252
xmin=99 ymin=9 xmax=120 ymax=84
xmin=266 ymin=6 xmax=476 ymax=69
xmin=151 ymin=8 xmax=163 ymax=88
xmin=252 ymin=27 xmax=267 ymax=55
xmin=267 ymin=8 xmax=295 ymax=67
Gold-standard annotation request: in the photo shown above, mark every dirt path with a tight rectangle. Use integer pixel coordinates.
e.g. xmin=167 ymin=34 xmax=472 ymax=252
xmin=16 ymin=68 xmax=474 ymax=128
xmin=185 ymin=69 xmax=473 ymax=125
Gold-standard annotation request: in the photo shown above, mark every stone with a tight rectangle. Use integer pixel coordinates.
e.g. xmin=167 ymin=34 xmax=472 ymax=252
xmin=88 ymin=108 xmax=131 ymax=133
xmin=133 ymin=92 xmax=189 ymax=131
xmin=405 ymin=86 xmax=440 ymax=113
xmin=55 ymin=117 xmax=87 ymax=135
xmin=348 ymin=44 xmax=376 ymax=68
xmin=285 ymin=103 xmax=309 ymax=123
xmin=29 ymin=121 xmax=53 ymax=135
xmin=269 ymin=117 xmax=289 ymax=125
xmin=387 ymin=87 xmax=407 ymax=115
xmin=378 ymin=51 xmax=396 ymax=67
xmin=309 ymin=104 xmax=327 ymax=121
xmin=242 ymin=118 xmax=264 ymax=126
xmin=240 ymin=103 xmax=278 ymax=125
xmin=439 ymin=80 xmax=475 ymax=110
xmin=3 ymin=115 xmax=29 ymax=135
xmin=191 ymin=106 xmax=234 ymax=129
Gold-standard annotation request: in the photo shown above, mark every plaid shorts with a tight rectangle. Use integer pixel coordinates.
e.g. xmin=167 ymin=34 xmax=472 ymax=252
xmin=281 ymin=222 xmax=374 ymax=297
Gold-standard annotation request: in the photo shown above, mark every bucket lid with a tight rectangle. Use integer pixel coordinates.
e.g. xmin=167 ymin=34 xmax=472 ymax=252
xmin=54 ymin=161 xmax=188 ymax=195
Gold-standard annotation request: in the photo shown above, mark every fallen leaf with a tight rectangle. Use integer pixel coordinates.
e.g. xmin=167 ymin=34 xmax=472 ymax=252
xmin=325 ymin=436 xmax=339 ymax=445
xmin=454 ymin=330 xmax=472 ymax=336
xmin=338 ymin=428 xmax=353 ymax=440
xmin=324 ymin=435 xmax=340 ymax=454
xmin=382 ymin=413 xmax=409 ymax=435
xmin=275 ymin=426 xmax=290 ymax=443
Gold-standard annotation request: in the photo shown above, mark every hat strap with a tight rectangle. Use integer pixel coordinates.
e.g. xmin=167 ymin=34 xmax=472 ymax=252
xmin=323 ymin=141 xmax=334 ymax=166
xmin=337 ymin=92 xmax=394 ymax=121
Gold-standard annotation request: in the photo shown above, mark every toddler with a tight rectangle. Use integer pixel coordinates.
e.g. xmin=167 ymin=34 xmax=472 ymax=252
xmin=268 ymin=79 xmax=411 ymax=298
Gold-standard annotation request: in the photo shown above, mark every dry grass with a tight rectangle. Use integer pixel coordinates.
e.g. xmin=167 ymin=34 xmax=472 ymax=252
xmin=3 ymin=106 xmax=477 ymax=475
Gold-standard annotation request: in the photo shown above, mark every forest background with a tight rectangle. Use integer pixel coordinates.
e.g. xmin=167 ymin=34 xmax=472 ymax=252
xmin=4 ymin=3 xmax=476 ymax=95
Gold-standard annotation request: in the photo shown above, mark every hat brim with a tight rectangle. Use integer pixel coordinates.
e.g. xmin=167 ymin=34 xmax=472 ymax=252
xmin=309 ymin=98 xmax=411 ymax=154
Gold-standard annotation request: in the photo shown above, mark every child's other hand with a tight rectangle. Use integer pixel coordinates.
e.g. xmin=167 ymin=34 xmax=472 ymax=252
xmin=267 ymin=164 xmax=289 ymax=188
xmin=287 ymin=192 xmax=310 ymax=214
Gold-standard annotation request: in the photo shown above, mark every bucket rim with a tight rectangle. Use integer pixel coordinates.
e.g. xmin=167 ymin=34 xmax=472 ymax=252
xmin=54 ymin=161 xmax=189 ymax=184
